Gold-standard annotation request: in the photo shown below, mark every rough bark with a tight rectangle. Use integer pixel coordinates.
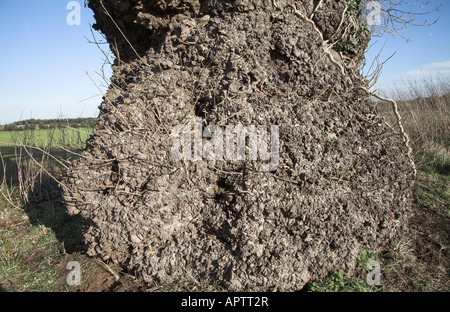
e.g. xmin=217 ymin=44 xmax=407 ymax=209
xmin=63 ymin=0 xmax=415 ymax=291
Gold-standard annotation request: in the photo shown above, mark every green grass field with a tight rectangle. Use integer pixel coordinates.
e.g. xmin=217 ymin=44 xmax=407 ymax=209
xmin=0 ymin=128 xmax=93 ymax=148
xmin=0 ymin=128 xmax=94 ymax=187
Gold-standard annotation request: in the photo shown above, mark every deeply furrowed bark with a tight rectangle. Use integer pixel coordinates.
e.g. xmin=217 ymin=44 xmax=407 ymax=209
xmin=63 ymin=0 xmax=415 ymax=291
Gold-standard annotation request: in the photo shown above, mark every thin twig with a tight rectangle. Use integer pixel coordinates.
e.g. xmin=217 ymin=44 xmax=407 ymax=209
xmin=309 ymin=0 xmax=323 ymax=19
xmin=97 ymin=259 xmax=120 ymax=281
xmin=0 ymin=140 xmax=69 ymax=171
xmin=360 ymin=88 xmax=417 ymax=176
xmin=99 ymin=0 xmax=150 ymax=68
xmin=273 ymin=1 xmax=347 ymax=77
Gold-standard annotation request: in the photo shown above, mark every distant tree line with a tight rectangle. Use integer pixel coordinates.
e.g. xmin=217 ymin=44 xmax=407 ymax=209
xmin=0 ymin=118 xmax=97 ymax=131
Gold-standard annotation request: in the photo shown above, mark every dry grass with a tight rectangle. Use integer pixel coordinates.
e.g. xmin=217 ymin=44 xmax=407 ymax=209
xmin=378 ymin=75 xmax=450 ymax=174
xmin=0 ymin=127 xmax=92 ymax=205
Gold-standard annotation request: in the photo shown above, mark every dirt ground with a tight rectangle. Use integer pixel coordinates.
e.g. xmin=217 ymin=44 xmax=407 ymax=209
xmin=53 ymin=254 xmax=146 ymax=292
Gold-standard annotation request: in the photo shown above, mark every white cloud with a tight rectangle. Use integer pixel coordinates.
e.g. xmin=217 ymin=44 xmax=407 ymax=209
xmin=399 ymin=60 xmax=450 ymax=80
xmin=373 ymin=60 xmax=450 ymax=97
xmin=422 ymin=60 xmax=450 ymax=69
xmin=375 ymin=60 xmax=450 ymax=92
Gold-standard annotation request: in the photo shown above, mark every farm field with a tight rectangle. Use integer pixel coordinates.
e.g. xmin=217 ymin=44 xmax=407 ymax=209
xmin=0 ymin=128 xmax=94 ymax=185
xmin=0 ymin=128 xmax=93 ymax=148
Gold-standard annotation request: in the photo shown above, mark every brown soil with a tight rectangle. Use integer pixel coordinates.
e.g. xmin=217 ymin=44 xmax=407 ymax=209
xmin=53 ymin=254 xmax=145 ymax=292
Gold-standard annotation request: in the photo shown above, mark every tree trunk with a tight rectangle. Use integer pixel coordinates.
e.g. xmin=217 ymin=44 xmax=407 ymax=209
xmin=63 ymin=0 xmax=414 ymax=291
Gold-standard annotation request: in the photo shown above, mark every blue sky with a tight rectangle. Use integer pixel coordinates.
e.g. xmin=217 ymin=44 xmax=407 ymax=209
xmin=0 ymin=1 xmax=111 ymax=125
xmin=0 ymin=0 xmax=449 ymax=125
xmin=365 ymin=0 xmax=450 ymax=94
